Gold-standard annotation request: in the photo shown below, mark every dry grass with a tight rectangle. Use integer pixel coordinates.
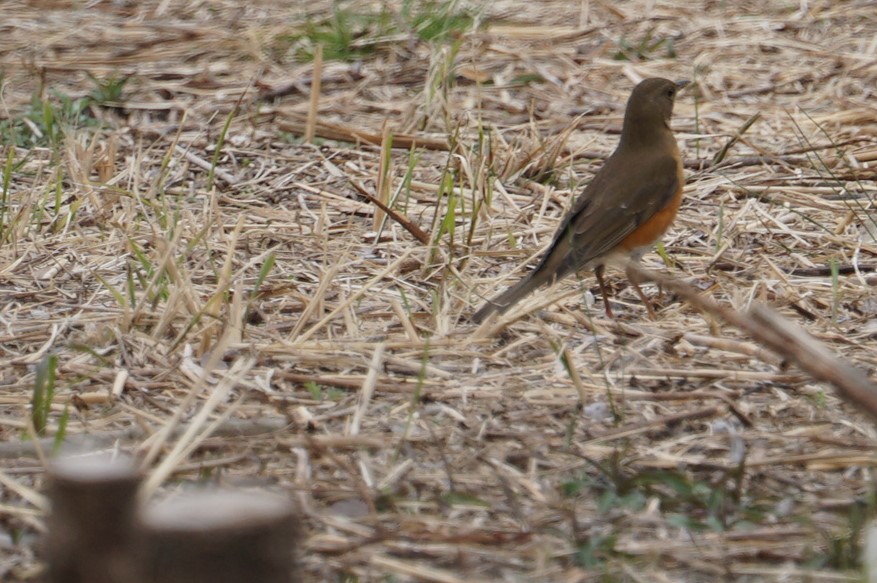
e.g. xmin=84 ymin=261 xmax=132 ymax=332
xmin=2 ymin=0 xmax=877 ymax=580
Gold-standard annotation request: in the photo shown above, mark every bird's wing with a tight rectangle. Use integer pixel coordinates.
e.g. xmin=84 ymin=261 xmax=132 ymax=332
xmin=552 ymin=151 xmax=680 ymax=277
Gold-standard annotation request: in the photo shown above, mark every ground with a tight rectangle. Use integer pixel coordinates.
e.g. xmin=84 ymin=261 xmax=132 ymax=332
xmin=1 ymin=0 xmax=877 ymax=581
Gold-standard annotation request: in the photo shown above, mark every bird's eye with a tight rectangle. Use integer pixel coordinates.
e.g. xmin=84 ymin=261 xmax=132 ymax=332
xmin=667 ymin=88 xmax=675 ymax=98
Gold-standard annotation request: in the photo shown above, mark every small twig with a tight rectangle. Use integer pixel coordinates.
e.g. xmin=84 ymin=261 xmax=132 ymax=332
xmin=348 ymin=177 xmax=430 ymax=244
xmin=373 ymin=123 xmax=393 ymax=233
xmin=371 ymin=554 xmax=489 ymax=583
xmin=789 ymin=263 xmax=877 ymax=277
xmin=583 ymin=405 xmax=722 ymax=445
xmin=257 ymin=68 xmax=357 ymax=102
xmin=629 ymin=368 xmax=803 ymax=383
xmin=684 ymin=137 xmax=875 ymax=171
xmin=288 ymin=262 xmax=342 ymax=341
xmin=174 ymin=144 xmax=238 ymax=186
xmin=304 ymin=44 xmax=323 ymax=144
xmin=561 ymin=346 xmax=589 ymax=404
xmin=293 ymin=249 xmax=417 ymax=344
xmin=626 ymin=390 xmax=753 ymax=427
xmin=140 ymin=359 xmax=252 ymax=499
xmin=711 ymin=112 xmax=761 ymax=166
xmin=0 ymin=419 xmax=388 ymax=460
xmin=275 ymin=117 xmax=450 ymax=151
xmin=725 ymin=64 xmax=845 ymax=98
xmin=348 ymin=343 xmax=385 ymax=436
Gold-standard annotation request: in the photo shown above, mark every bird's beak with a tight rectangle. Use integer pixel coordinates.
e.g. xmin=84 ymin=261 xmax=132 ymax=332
xmin=675 ymin=79 xmax=691 ymax=91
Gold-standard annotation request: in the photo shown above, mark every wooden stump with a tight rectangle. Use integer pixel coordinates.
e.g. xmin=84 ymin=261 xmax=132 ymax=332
xmin=46 ymin=453 xmax=141 ymax=583
xmin=140 ymin=490 xmax=300 ymax=583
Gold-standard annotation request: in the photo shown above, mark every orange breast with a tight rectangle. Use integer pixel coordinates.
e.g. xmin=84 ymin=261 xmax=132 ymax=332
xmin=618 ymin=185 xmax=683 ymax=251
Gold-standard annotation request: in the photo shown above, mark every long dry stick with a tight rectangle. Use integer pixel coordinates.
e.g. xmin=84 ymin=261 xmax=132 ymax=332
xmin=627 ymin=262 xmax=877 ymax=421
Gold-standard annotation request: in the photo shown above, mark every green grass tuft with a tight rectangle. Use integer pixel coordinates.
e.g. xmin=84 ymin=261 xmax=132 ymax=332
xmin=31 ymin=353 xmax=58 ymax=437
xmin=613 ymin=29 xmax=676 ymax=61
xmin=402 ymin=0 xmax=473 ymax=42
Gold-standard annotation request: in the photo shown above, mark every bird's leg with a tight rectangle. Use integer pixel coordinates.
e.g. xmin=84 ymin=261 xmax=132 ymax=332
xmin=594 ymin=264 xmax=614 ymax=318
xmin=625 ymin=261 xmax=657 ymax=320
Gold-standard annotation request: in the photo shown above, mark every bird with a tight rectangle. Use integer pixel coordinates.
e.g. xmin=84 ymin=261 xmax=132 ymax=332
xmin=472 ymin=77 xmax=688 ymax=323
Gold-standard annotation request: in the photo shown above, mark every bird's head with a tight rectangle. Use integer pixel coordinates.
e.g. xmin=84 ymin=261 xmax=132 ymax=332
xmin=622 ymin=78 xmax=688 ymax=137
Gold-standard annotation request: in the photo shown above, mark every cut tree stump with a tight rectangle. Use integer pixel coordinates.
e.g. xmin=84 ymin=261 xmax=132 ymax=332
xmin=141 ymin=490 xmax=300 ymax=583
xmin=46 ymin=453 xmax=141 ymax=583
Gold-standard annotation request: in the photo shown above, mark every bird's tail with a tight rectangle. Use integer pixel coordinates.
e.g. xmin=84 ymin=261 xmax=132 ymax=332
xmin=471 ymin=268 xmax=555 ymax=323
